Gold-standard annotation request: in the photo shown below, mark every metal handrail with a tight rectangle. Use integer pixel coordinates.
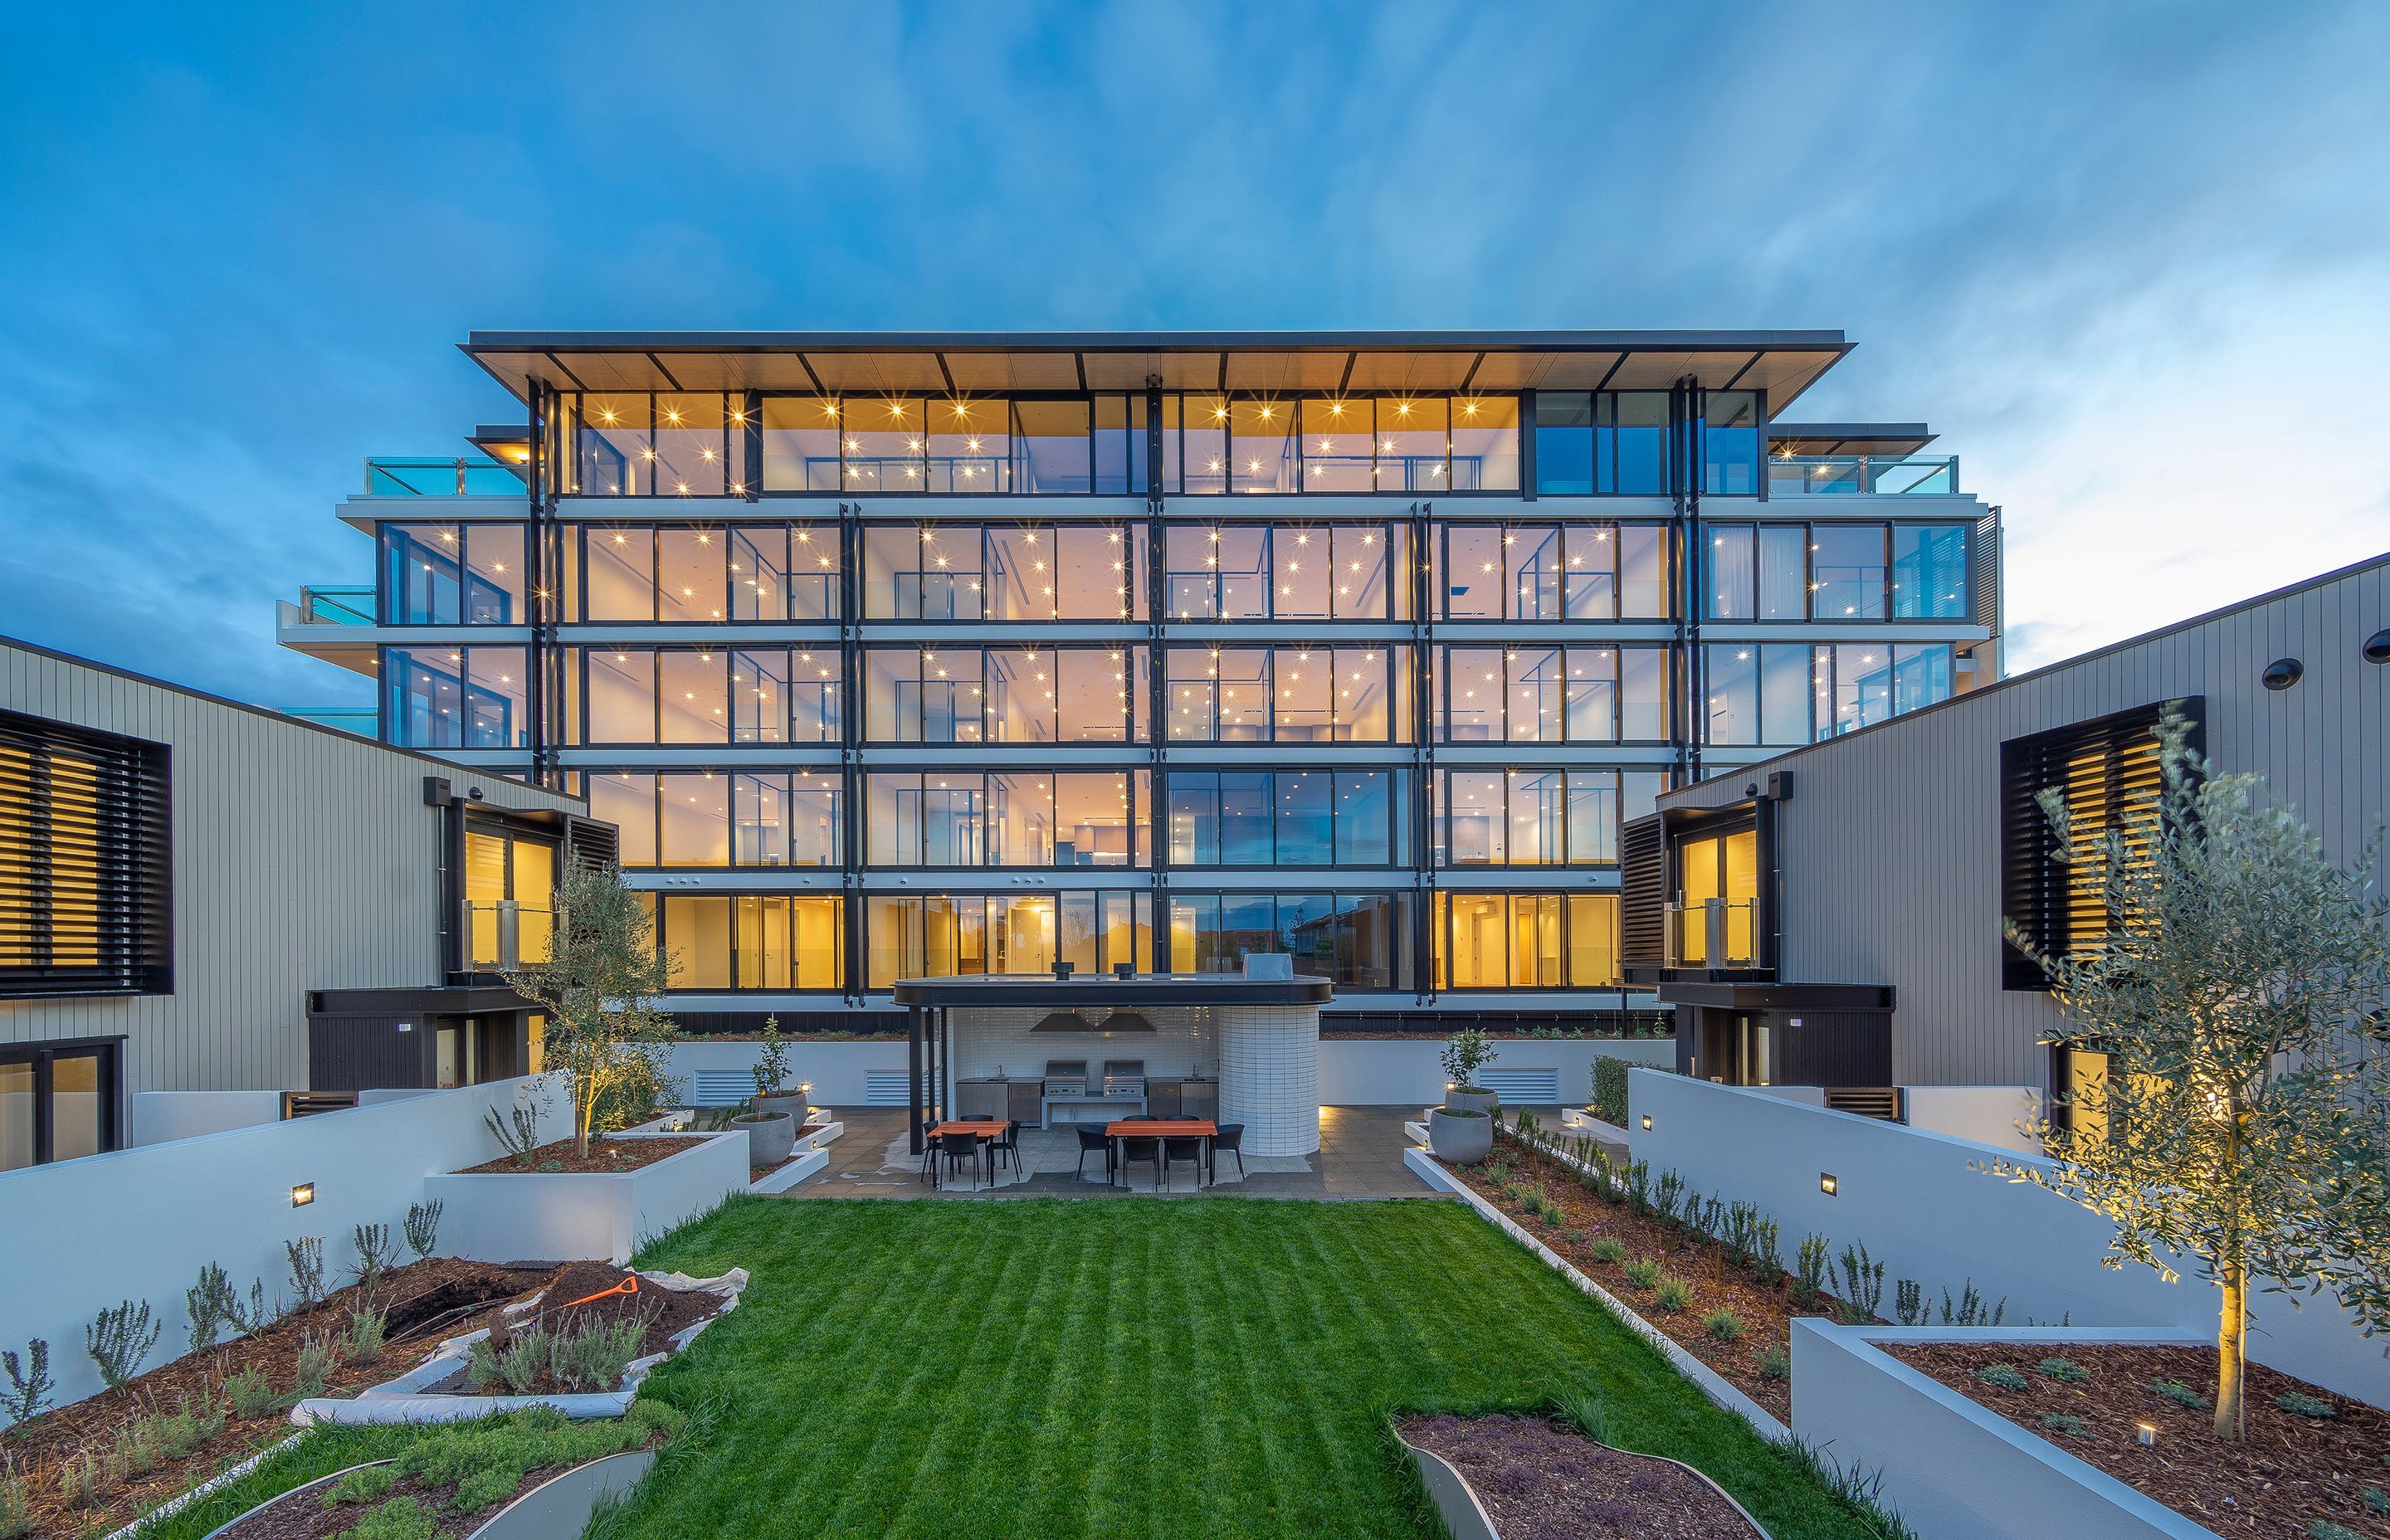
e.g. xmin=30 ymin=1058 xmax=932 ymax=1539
xmin=1767 ymin=454 xmax=1958 ymax=495
xmin=1665 ymin=898 xmax=1759 ymax=967
xmin=295 ymin=586 xmax=376 ymax=625
xmin=365 ymin=458 xmax=527 ymax=496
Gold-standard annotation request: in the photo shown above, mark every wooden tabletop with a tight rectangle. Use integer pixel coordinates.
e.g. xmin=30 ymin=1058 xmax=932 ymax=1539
xmin=1105 ymin=1119 xmax=1217 ymax=1138
xmin=929 ymin=1120 xmax=1007 ymax=1139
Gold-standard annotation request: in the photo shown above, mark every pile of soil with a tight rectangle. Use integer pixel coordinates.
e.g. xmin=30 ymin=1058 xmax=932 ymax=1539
xmin=1889 ymin=1340 xmax=2390 ymax=1538
xmin=6 ymin=1260 xmax=550 ymax=1538
xmin=1449 ymin=1132 xmax=1846 ymax=1417
xmin=1399 ymin=1414 xmax=1764 ymax=1540
xmin=456 ymin=1135 xmax=704 ymax=1175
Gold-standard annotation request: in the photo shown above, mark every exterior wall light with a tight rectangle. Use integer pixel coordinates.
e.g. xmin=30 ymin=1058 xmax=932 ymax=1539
xmin=290 ymin=1182 xmax=315 ymax=1207
xmin=2363 ymin=628 xmax=2390 ymax=665
xmin=1641 ymin=1114 xmax=1653 ymax=1131
xmin=2261 ymin=657 xmax=2304 ymax=691
xmin=1820 ymin=1172 xmax=1838 ymax=1196
xmin=2134 ymin=1422 xmax=2158 ymax=1447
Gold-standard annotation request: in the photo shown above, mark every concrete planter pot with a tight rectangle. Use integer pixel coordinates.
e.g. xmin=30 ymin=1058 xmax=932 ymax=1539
xmin=754 ymin=1090 xmax=806 ymax=1124
xmin=1446 ymin=1088 xmax=1500 ymax=1118
xmin=1429 ymin=1107 xmax=1493 ymax=1164
xmin=731 ymin=1110 xmax=794 ymax=1166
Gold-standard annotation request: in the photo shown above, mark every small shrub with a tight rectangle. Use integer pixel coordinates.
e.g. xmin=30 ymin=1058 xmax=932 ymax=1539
xmin=285 ymin=1329 xmax=344 ymax=1404
xmin=627 ymin=1396 xmax=689 ymax=1440
xmin=2038 ymin=1412 xmax=2088 ymax=1438
xmin=323 ymin=1464 xmax=400 ymax=1507
xmin=1835 ymin=1241 xmax=1885 ymax=1325
xmin=1754 ymin=1343 xmax=1791 ymax=1381
xmin=186 ymin=1264 xmax=242 ymax=1355
xmin=2311 ymin=1523 xmax=2364 ymax=1540
xmin=1975 ymin=1364 xmax=2031 ymax=1392
xmin=225 ymin=1362 xmax=277 ymax=1420
xmin=1652 ymin=1275 xmax=1694 ymax=1313
xmin=0 ymin=1456 xmax=28 ymax=1540
xmin=1703 ymin=1309 xmax=1746 ymax=1343
xmin=537 ymin=1159 xmax=564 ymax=1173
xmin=403 ymin=1199 xmax=445 ymax=1262
xmin=1591 ymin=1056 xmax=1631 ymax=1126
xmin=351 ymin=1224 xmax=401 ymax=1293
xmin=1622 ymin=1258 xmax=1662 ymax=1291
xmin=547 ymin=1312 xmax=653 ymax=1393
xmin=2151 ymin=1377 xmax=2211 ymax=1410
xmin=2275 ymin=1391 xmax=2336 ymax=1420
xmin=1753 ymin=1216 xmax=1782 ymax=1276
xmin=85 ymin=1300 xmax=159 ymax=1390
xmin=1623 ymin=1159 xmax=1651 ymax=1216
xmin=347 ymin=1303 xmax=389 ymax=1366
xmin=1893 ymin=1279 xmax=1924 ymax=1326
xmin=349 ymin=1494 xmax=440 ymax=1540
xmin=0 ymin=1341 xmax=53 ymax=1429
xmin=1590 ymin=1236 xmax=1627 ymax=1265
xmin=1653 ymin=1168 xmax=1685 ymax=1226
xmin=485 ymin=1104 xmax=542 ymax=1167
xmin=112 ymin=1420 xmax=159 ymax=1476
xmin=1538 ymin=1197 xmax=1566 ymax=1227
xmin=2364 ymin=1487 xmax=2390 ymax=1516
xmin=466 ymin=1327 xmax=552 ymax=1396
xmin=1792 ymin=1233 xmax=1829 ymax=1306
xmin=286 ymin=1236 xmax=327 ymax=1311
xmin=2036 ymin=1357 xmax=2090 ymax=1384
xmin=1481 ymin=1158 xmax=1510 ymax=1184
xmin=1940 ymin=1279 xmax=2007 ymax=1327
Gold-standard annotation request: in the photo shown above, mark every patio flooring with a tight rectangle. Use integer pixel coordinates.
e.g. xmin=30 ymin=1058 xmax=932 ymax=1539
xmin=781 ymin=1105 xmax=1444 ymax=1201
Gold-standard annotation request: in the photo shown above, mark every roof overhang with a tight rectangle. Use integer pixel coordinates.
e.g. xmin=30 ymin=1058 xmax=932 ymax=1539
xmin=891 ymin=972 xmax=1333 ymax=1007
xmin=1654 ymin=981 xmax=1895 ymax=1011
xmin=458 ymin=329 xmax=1851 ymax=413
xmin=1767 ymin=422 xmax=1936 ymax=455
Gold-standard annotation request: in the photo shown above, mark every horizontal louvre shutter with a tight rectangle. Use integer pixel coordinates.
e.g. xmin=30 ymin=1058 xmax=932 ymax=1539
xmin=1 ymin=709 xmax=173 ymax=997
xmin=564 ymin=814 xmax=620 ymax=875
xmin=1620 ymin=811 xmax=1668 ymax=969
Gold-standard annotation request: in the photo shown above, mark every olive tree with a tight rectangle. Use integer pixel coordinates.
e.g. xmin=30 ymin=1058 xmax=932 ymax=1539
xmin=500 ymin=862 xmax=680 ymax=1159
xmin=1987 ymin=714 xmax=2390 ymax=1438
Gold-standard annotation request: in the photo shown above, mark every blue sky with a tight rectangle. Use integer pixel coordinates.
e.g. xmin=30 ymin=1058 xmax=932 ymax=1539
xmin=2 ymin=1 xmax=2383 ymax=707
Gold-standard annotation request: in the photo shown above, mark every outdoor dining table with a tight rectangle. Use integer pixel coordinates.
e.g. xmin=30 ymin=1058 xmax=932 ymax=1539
xmin=925 ymin=1119 xmax=1009 ymax=1189
xmin=1104 ymin=1118 xmax=1217 ymax=1189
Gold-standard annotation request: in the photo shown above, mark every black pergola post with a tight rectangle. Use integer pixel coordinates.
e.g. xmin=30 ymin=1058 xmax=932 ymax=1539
xmin=908 ymin=1005 xmax=926 ymax=1154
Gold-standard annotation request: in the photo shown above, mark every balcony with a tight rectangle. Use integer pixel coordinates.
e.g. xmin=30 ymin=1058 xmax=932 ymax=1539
xmin=1666 ymin=898 xmax=1759 ymax=969
xmin=366 ymin=457 xmax=528 ymax=496
xmin=280 ymin=705 xmax=376 ymax=736
xmin=1767 ymin=455 xmax=1957 ymax=497
xmin=466 ymin=900 xmax=552 ymax=972
xmin=276 ymin=586 xmax=379 ymax=673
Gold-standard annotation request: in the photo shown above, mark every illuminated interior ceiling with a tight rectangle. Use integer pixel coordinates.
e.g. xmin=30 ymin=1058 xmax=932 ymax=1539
xmin=458 ymin=329 xmax=1852 ymax=412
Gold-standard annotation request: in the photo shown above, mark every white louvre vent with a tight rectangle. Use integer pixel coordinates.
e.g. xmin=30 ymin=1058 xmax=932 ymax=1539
xmin=690 ymin=1071 xmax=752 ymax=1108
xmin=864 ymin=1072 xmax=911 ymax=1107
xmin=1479 ymin=1068 xmax=1561 ymax=1104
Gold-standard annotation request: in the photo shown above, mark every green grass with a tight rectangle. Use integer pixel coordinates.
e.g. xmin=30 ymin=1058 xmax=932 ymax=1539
xmin=587 ymin=1195 xmax=1893 ymax=1540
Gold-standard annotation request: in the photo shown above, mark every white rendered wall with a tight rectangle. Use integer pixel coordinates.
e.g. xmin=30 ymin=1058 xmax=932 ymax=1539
xmin=424 ymin=1131 xmax=749 ymax=1265
xmin=1901 ymin=1086 xmax=2044 ymax=1154
xmin=128 ymin=1091 xmax=287 ymax=1146
xmin=1317 ymin=1036 xmax=1675 ymax=1107
xmin=1217 ymin=1005 xmax=1320 ymax=1156
xmin=661 ymin=1039 xmax=906 ymax=1106
xmin=0 ymin=1076 xmax=548 ymax=1411
xmin=1629 ymin=1072 xmax=2389 ymax=1408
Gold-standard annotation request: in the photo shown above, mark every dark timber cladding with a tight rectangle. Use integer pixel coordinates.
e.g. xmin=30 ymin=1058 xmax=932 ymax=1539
xmin=456 ymin=329 xmax=1852 ymax=410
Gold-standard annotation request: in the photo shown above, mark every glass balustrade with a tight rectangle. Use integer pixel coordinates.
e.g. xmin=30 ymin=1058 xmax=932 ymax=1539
xmin=1767 ymin=455 xmax=1957 ymax=496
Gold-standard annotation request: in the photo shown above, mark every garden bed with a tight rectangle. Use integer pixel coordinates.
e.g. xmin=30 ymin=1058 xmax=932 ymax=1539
xmin=454 ymin=1136 xmax=704 ymax=1176
xmin=2 ymin=1260 xmax=551 ymax=1538
xmin=1397 ymin=1412 xmax=1768 ymax=1540
xmin=750 ymin=1128 xmax=828 ymax=1182
xmin=1885 ymin=1339 xmax=2390 ymax=1538
xmin=1446 ymin=1130 xmax=1862 ymax=1421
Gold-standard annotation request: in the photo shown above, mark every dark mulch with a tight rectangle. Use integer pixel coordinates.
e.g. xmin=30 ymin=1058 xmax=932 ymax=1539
xmin=455 ymin=1136 xmax=704 ymax=1175
xmin=220 ymin=1460 xmax=580 ymax=1539
xmin=1399 ymin=1413 xmax=1764 ymax=1540
xmin=7 ymin=1260 xmax=550 ymax=1538
xmin=1451 ymin=1132 xmax=1847 ymax=1418
xmin=1889 ymin=1341 xmax=2390 ymax=1538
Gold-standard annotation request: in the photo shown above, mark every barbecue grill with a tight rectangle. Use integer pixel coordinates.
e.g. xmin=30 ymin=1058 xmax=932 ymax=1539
xmin=1042 ymin=1060 xmax=1088 ymax=1098
xmin=1102 ymin=1060 xmax=1147 ymax=1099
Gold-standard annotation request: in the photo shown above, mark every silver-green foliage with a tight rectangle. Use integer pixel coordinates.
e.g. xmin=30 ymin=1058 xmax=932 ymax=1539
xmin=0 ymin=1342 xmax=51 ymax=1429
xmin=1983 ymin=714 xmax=2390 ymax=1438
xmin=403 ymin=1198 xmax=445 ymax=1262
xmin=85 ymin=1300 xmax=159 ymax=1390
xmin=286 ymin=1236 xmax=327 ymax=1310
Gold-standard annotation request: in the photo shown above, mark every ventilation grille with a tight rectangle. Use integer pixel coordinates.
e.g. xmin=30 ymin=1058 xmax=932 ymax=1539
xmin=1619 ymin=811 xmax=1669 ymax=969
xmin=1478 ymin=1068 xmax=1562 ymax=1104
xmin=689 ymin=1070 xmax=754 ymax=1108
xmin=1823 ymin=1086 xmax=1905 ymax=1122
xmin=1 ymin=709 xmax=173 ymax=998
xmin=864 ymin=1071 xmax=911 ymax=1107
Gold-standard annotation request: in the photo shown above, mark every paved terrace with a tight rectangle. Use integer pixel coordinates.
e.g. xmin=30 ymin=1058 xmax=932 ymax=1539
xmin=786 ymin=1106 xmax=1449 ymax=1200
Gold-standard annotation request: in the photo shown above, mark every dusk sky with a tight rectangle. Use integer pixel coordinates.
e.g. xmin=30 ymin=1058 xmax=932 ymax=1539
xmin=2 ymin=2 xmax=2383 ymax=709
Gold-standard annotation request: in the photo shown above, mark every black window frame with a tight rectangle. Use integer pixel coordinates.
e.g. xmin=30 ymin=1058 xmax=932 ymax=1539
xmin=0 ymin=1036 xmax=124 ymax=1167
xmin=1 ymin=709 xmax=173 ymax=999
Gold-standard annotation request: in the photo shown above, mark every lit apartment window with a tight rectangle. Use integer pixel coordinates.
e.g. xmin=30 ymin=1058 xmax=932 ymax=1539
xmin=1999 ymin=699 xmax=2198 ymax=990
xmin=1 ymin=709 xmax=172 ymax=999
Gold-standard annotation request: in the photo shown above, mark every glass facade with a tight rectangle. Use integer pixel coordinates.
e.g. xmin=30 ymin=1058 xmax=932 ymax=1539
xmin=343 ymin=355 xmax=1987 ymax=1014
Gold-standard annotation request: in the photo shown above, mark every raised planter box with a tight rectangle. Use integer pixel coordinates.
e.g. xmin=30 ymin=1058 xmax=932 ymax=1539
xmin=197 ymin=1450 xmax=654 ymax=1539
xmin=751 ymin=1146 xmax=829 ymax=1194
xmin=425 ymin=1131 xmax=750 ymax=1265
xmin=1790 ymin=1321 xmax=2220 ymax=1540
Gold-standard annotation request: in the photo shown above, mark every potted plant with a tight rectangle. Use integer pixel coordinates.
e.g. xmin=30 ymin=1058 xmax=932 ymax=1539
xmin=1439 ymin=1028 xmax=1499 ymax=1116
xmin=1427 ymin=1102 xmax=1492 ymax=1163
xmin=750 ymin=1017 xmax=805 ymax=1124
xmin=726 ymin=1094 xmax=795 ymax=1167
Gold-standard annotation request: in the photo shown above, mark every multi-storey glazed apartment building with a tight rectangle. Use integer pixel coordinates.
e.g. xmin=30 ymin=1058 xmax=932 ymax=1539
xmin=280 ymin=330 xmax=2002 ymax=1036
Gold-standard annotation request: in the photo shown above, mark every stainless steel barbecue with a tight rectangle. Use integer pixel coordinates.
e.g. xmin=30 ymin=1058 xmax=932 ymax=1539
xmin=1101 ymin=1060 xmax=1147 ymax=1099
xmin=1042 ymin=1060 xmax=1088 ymax=1098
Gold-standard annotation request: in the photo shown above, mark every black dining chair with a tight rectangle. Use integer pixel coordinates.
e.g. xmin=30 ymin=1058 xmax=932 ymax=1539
xmin=1209 ymin=1123 xmax=1246 ymax=1181
xmin=989 ymin=1119 xmax=1022 ymax=1181
xmin=1074 ymin=1123 xmax=1112 ymax=1181
xmin=935 ymin=1131 xmax=983 ymax=1191
xmin=1117 ymin=1133 xmax=1163 ymax=1190
xmin=1162 ymin=1131 xmax=1207 ymax=1191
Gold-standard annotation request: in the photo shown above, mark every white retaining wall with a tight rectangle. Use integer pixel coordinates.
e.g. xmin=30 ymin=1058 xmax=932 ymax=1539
xmin=1900 ymin=1086 xmax=2045 ymax=1154
xmin=1792 ymin=1321 xmax=2217 ymax=1540
xmin=128 ymin=1090 xmax=287 ymax=1146
xmin=0 ymin=1076 xmax=549 ymax=1410
xmin=661 ymin=1034 xmax=1675 ymax=1109
xmin=423 ymin=1131 xmax=750 ymax=1265
xmin=1629 ymin=1072 xmax=2389 ymax=1407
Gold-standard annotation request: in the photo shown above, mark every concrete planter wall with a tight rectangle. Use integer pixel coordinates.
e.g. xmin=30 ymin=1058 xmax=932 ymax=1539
xmin=423 ymin=1131 xmax=750 ymax=1265
xmin=1791 ymin=1321 xmax=2218 ymax=1540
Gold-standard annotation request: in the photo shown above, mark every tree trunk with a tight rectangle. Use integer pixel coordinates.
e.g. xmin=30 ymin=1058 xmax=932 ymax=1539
xmin=2215 ymin=1263 xmax=2246 ymax=1440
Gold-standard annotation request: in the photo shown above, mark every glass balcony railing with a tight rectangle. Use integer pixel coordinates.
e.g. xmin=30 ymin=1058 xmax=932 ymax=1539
xmin=367 ymin=457 xmax=528 ymax=496
xmin=1768 ymin=455 xmax=1957 ymax=496
xmin=1666 ymin=898 xmax=1759 ymax=968
xmin=281 ymin=705 xmax=377 ymax=735
xmin=466 ymin=900 xmax=553 ymax=971
xmin=290 ymin=586 xmax=376 ymax=626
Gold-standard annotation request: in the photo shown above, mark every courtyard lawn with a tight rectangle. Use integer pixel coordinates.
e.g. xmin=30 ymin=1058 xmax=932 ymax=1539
xmin=592 ymin=1195 xmax=1890 ymax=1540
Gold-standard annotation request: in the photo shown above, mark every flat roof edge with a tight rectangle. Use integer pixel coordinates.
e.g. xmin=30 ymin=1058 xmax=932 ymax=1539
xmin=461 ymin=328 xmax=1851 ymax=353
